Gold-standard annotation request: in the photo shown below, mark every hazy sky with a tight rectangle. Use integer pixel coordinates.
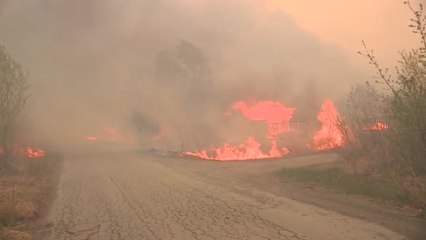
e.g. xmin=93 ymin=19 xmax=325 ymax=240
xmin=266 ymin=0 xmax=420 ymax=67
xmin=182 ymin=0 xmax=420 ymax=66
xmin=0 ymin=0 xmax=423 ymax=150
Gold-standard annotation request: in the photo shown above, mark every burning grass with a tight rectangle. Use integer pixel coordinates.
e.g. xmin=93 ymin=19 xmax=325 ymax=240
xmin=0 ymin=153 xmax=61 ymax=240
xmin=184 ymin=99 xmax=345 ymax=161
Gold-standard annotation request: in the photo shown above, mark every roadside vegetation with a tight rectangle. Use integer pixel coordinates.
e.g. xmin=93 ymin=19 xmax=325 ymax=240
xmin=281 ymin=1 xmax=426 ymax=216
xmin=281 ymin=166 xmax=407 ymax=203
xmin=0 ymin=154 xmax=61 ymax=240
xmin=0 ymin=44 xmax=61 ymax=239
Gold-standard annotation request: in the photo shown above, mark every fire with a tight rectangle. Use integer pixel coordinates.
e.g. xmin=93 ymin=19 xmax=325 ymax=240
xmin=184 ymin=137 xmax=290 ymax=161
xmin=26 ymin=147 xmax=45 ymax=158
xmin=0 ymin=146 xmax=46 ymax=158
xmin=312 ymin=100 xmax=344 ymax=151
xmin=86 ymin=136 xmax=98 ymax=141
xmin=232 ymin=100 xmax=295 ymax=139
xmin=85 ymin=126 xmax=127 ymax=142
xmin=184 ymin=99 xmax=346 ymax=160
xmin=185 ymin=100 xmax=294 ymax=161
xmin=364 ymin=122 xmax=389 ymax=131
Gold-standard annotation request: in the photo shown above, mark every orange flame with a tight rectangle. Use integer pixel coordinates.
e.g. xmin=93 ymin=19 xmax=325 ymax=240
xmin=364 ymin=122 xmax=389 ymax=131
xmin=86 ymin=136 xmax=98 ymax=141
xmin=184 ymin=100 xmax=294 ymax=161
xmin=312 ymin=100 xmax=344 ymax=151
xmin=185 ymin=137 xmax=289 ymax=161
xmin=26 ymin=147 xmax=45 ymax=158
xmin=85 ymin=126 xmax=127 ymax=142
xmin=232 ymin=100 xmax=295 ymax=139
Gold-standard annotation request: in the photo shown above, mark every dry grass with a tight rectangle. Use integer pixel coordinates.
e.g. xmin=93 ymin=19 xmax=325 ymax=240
xmin=343 ymin=148 xmax=426 ymax=209
xmin=279 ymin=154 xmax=426 ymax=218
xmin=0 ymin=154 xmax=61 ymax=240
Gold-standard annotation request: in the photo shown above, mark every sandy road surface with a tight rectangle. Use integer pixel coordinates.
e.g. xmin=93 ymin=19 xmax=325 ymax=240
xmin=42 ymin=153 xmax=406 ymax=240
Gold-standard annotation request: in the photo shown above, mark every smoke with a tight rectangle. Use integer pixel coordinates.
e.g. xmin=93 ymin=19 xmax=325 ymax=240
xmin=0 ymin=0 xmax=366 ymax=152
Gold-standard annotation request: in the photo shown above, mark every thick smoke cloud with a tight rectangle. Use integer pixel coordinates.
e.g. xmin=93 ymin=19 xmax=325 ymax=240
xmin=0 ymin=0 xmax=365 ymax=152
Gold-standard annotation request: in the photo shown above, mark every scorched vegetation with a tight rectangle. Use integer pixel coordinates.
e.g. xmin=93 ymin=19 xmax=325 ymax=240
xmin=341 ymin=0 xmax=426 ymax=211
xmin=0 ymin=44 xmax=60 ymax=240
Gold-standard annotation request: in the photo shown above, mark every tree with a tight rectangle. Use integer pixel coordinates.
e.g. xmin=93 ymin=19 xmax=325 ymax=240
xmin=155 ymin=40 xmax=212 ymax=94
xmin=346 ymin=83 xmax=384 ymax=134
xmin=153 ymin=41 xmax=215 ymax=150
xmin=357 ymin=1 xmax=426 ymax=175
xmin=0 ymin=44 xmax=29 ymax=168
xmin=341 ymin=83 xmax=388 ymax=162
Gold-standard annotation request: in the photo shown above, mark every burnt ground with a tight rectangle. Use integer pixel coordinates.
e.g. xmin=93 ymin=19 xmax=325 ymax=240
xmin=38 ymin=152 xmax=425 ymax=240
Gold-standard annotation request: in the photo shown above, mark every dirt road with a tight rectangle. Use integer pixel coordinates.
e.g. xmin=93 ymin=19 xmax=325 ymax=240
xmin=42 ymin=152 xmax=407 ymax=240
